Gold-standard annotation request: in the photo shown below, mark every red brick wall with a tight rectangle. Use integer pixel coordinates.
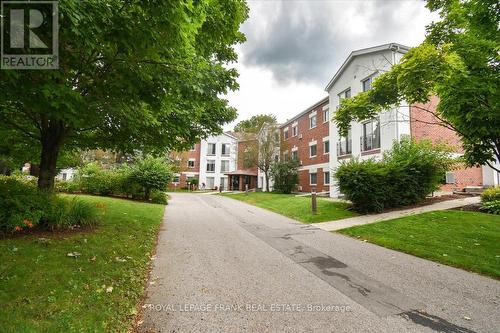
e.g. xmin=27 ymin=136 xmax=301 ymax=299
xmin=410 ymin=97 xmax=482 ymax=190
xmin=298 ymin=168 xmax=330 ymax=193
xmin=237 ymin=139 xmax=258 ymax=173
xmin=280 ymin=98 xmax=330 ymax=192
xmin=168 ymin=143 xmax=201 ymax=189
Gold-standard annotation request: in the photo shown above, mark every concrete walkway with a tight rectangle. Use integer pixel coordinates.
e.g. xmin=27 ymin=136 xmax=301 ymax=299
xmin=139 ymin=193 xmax=498 ymax=333
xmin=316 ymin=196 xmax=480 ymax=232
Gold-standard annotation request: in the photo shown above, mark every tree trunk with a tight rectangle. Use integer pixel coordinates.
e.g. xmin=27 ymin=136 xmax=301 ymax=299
xmin=265 ymin=170 xmax=270 ymax=192
xmin=37 ymin=120 xmax=65 ymax=191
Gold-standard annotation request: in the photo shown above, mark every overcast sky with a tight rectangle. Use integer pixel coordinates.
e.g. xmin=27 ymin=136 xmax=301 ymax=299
xmin=224 ymin=0 xmax=438 ymax=129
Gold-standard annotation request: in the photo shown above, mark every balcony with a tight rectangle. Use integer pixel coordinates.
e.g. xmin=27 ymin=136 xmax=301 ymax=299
xmin=337 ymin=139 xmax=352 ymax=157
xmin=360 ymin=134 xmax=380 ymax=153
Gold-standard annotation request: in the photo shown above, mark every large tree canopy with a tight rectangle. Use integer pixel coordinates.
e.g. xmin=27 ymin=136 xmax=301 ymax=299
xmin=0 ymin=0 xmax=249 ymax=189
xmin=335 ymin=0 xmax=500 ymax=172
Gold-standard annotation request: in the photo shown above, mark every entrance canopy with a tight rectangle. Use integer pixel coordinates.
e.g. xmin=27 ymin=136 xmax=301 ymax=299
xmin=225 ymin=170 xmax=258 ymax=191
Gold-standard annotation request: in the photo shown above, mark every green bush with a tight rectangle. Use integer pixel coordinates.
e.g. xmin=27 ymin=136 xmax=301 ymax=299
xmin=42 ymin=197 xmax=100 ymax=230
xmin=56 ymin=179 xmax=80 ymax=193
xmin=129 ymin=156 xmax=173 ymax=200
xmin=335 ymin=138 xmax=453 ymax=213
xmin=150 ymin=190 xmax=168 ymax=204
xmin=0 ymin=176 xmax=45 ymax=232
xmin=480 ymin=187 xmax=500 ymax=214
xmin=0 ymin=176 xmax=100 ymax=233
xmin=271 ymin=160 xmax=299 ymax=194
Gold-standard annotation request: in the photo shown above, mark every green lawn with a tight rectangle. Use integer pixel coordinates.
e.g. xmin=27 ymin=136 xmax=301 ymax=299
xmin=0 ymin=195 xmax=165 ymax=333
xmin=221 ymin=192 xmax=357 ymax=223
xmin=338 ymin=211 xmax=500 ymax=278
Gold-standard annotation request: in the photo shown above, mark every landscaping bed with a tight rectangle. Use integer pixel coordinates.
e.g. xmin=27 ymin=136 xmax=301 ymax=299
xmin=221 ymin=192 xmax=357 ymax=223
xmin=0 ymin=195 xmax=165 ymax=332
xmin=338 ymin=210 xmax=500 ymax=279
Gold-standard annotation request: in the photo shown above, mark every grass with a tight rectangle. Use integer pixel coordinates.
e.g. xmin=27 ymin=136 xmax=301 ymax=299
xmin=221 ymin=192 xmax=357 ymax=223
xmin=338 ymin=210 xmax=500 ymax=279
xmin=0 ymin=194 xmax=165 ymax=333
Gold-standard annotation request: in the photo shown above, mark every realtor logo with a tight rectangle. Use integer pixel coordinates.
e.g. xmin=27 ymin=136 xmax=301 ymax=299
xmin=1 ymin=1 xmax=58 ymax=69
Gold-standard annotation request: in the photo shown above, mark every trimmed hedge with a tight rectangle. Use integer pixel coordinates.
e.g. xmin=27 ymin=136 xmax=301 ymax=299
xmin=335 ymin=138 xmax=453 ymax=213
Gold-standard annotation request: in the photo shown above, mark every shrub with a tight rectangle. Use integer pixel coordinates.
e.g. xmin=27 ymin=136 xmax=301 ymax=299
xmin=0 ymin=176 xmax=100 ymax=233
xmin=481 ymin=187 xmax=500 ymax=214
xmin=150 ymin=190 xmax=168 ymax=204
xmin=271 ymin=160 xmax=299 ymax=194
xmin=56 ymin=179 xmax=80 ymax=193
xmin=0 ymin=176 xmax=45 ymax=232
xmin=41 ymin=197 xmax=100 ymax=230
xmin=129 ymin=156 xmax=173 ymax=200
xmin=335 ymin=138 xmax=454 ymax=213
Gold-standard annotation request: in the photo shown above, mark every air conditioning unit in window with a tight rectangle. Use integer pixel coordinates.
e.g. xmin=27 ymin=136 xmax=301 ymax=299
xmin=298 ymin=134 xmax=303 ymax=140
xmin=299 ymin=160 xmax=303 ymax=166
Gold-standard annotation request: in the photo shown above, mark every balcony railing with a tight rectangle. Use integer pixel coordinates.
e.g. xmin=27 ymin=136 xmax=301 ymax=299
xmin=360 ymin=134 xmax=380 ymax=152
xmin=337 ymin=139 xmax=352 ymax=156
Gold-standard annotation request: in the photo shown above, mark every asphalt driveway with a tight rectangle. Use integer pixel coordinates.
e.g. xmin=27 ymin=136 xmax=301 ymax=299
xmin=139 ymin=193 xmax=499 ymax=333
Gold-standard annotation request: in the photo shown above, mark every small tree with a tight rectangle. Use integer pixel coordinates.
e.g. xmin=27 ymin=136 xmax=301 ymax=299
xmin=270 ymin=160 xmax=299 ymax=194
xmin=234 ymin=114 xmax=277 ymax=134
xmin=129 ymin=157 xmax=173 ymax=200
xmin=244 ymin=123 xmax=280 ymax=192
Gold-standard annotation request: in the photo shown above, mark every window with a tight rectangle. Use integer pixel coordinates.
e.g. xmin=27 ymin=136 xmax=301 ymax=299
xmin=206 ymin=160 xmax=215 ymax=172
xmin=173 ymin=175 xmax=180 ymax=183
xmin=310 ymin=173 xmax=317 ymax=185
xmin=309 ymin=144 xmax=317 ymax=157
xmin=323 ymin=140 xmax=330 ymax=154
xmin=220 ymin=177 xmax=227 ymax=190
xmin=62 ymin=173 xmax=67 ymax=181
xmin=291 ymin=150 xmax=298 ymax=160
xmin=323 ymin=108 xmax=330 ymax=123
xmin=206 ymin=177 xmax=215 ymax=189
xmin=207 ymin=143 xmax=216 ymax=155
xmin=324 ymin=171 xmax=330 ymax=185
xmin=221 ymin=143 xmax=230 ymax=156
xmin=283 ymin=128 xmax=289 ymax=140
xmin=274 ymin=154 xmax=279 ymax=162
xmin=337 ymin=128 xmax=352 ymax=156
xmin=292 ymin=125 xmax=298 ymax=137
xmin=362 ymin=77 xmax=372 ymax=92
xmin=309 ymin=115 xmax=317 ymax=129
xmin=361 ymin=118 xmax=381 ymax=151
xmin=283 ymin=151 xmax=289 ymax=162
xmin=220 ymin=160 xmax=229 ymax=172
xmin=338 ymin=88 xmax=351 ymax=103
xmin=187 ymin=159 xmax=195 ymax=168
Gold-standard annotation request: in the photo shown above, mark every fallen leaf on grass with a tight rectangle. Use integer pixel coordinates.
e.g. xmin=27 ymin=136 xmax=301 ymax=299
xmin=67 ymin=252 xmax=81 ymax=258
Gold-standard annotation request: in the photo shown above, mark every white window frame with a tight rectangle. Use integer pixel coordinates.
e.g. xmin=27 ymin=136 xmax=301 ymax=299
xmin=323 ymin=108 xmax=330 ymax=123
xmin=220 ymin=160 xmax=229 ymax=172
xmin=324 ymin=171 xmax=330 ymax=185
xmin=292 ymin=124 xmax=298 ymax=137
xmin=283 ymin=127 xmax=289 ymax=140
xmin=206 ymin=160 xmax=215 ymax=173
xmin=309 ymin=113 xmax=317 ymax=129
xmin=221 ymin=143 xmax=230 ymax=156
xmin=309 ymin=144 xmax=317 ymax=158
xmin=207 ymin=143 xmax=216 ymax=156
xmin=323 ymin=140 xmax=330 ymax=155
xmin=309 ymin=172 xmax=317 ymax=185
xmin=187 ymin=159 xmax=195 ymax=168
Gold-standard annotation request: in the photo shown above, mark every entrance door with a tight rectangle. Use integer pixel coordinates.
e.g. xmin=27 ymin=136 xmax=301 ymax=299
xmin=232 ymin=176 xmax=239 ymax=191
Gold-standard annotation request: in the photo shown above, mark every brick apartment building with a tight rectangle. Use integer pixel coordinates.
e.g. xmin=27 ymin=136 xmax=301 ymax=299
xmin=277 ymin=43 xmax=499 ymax=197
xmin=279 ymin=97 xmax=331 ymax=193
xmin=170 ymin=132 xmax=258 ymax=191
